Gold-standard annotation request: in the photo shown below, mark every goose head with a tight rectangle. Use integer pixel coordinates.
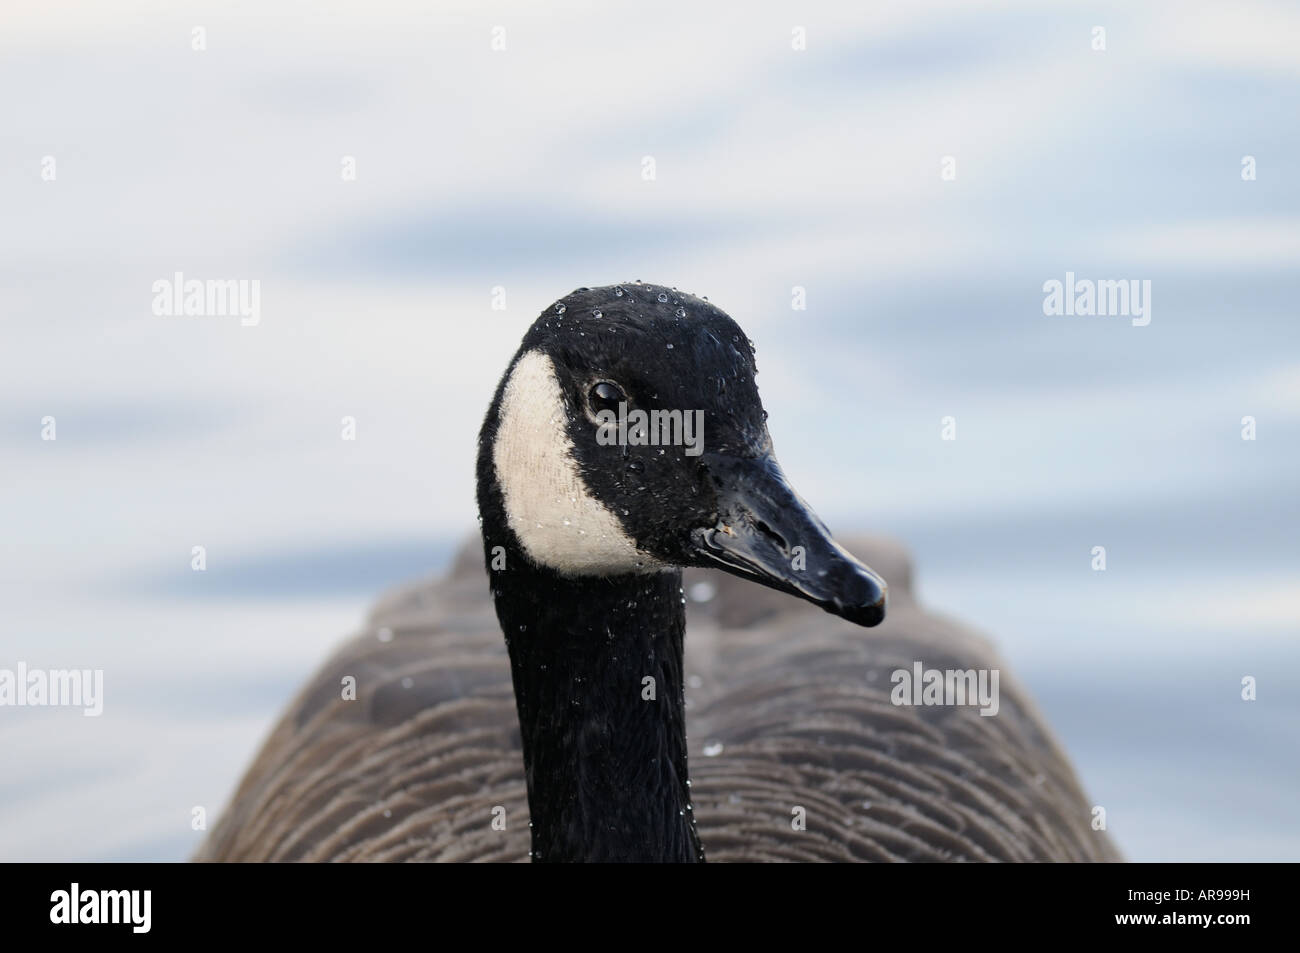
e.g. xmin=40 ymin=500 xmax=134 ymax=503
xmin=476 ymin=282 xmax=887 ymax=862
xmin=478 ymin=282 xmax=887 ymax=625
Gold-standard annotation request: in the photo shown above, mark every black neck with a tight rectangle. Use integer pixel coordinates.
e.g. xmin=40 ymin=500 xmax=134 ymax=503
xmin=483 ymin=536 xmax=703 ymax=863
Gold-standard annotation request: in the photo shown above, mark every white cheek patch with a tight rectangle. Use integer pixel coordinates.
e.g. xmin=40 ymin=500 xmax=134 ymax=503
xmin=492 ymin=350 xmax=664 ymax=576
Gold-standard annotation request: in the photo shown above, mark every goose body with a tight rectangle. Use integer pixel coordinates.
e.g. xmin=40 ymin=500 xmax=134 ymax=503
xmin=198 ymin=284 xmax=1119 ymax=863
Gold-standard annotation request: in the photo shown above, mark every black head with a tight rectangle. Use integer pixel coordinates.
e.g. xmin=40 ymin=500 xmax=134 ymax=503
xmin=478 ymin=282 xmax=886 ymax=627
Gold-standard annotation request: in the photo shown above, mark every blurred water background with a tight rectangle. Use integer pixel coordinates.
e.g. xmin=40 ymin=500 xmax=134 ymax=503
xmin=1 ymin=0 xmax=1297 ymax=861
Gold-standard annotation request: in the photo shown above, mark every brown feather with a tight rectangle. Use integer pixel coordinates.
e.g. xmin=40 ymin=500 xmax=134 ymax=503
xmin=195 ymin=534 xmax=1120 ymax=863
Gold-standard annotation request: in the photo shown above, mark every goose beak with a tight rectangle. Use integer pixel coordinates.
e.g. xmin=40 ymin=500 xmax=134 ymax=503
xmin=689 ymin=453 xmax=887 ymax=627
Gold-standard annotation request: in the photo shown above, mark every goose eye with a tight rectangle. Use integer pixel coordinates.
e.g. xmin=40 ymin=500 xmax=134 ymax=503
xmin=589 ymin=381 xmax=626 ymax=415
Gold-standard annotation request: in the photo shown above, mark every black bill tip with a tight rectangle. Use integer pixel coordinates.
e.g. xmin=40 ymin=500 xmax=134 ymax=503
xmin=688 ymin=453 xmax=889 ymax=628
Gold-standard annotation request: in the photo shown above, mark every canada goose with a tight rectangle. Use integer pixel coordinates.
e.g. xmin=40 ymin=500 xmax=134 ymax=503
xmin=198 ymin=283 xmax=1119 ymax=863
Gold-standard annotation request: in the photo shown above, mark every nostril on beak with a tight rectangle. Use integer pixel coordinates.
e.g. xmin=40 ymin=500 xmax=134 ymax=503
xmin=752 ymin=519 xmax=787 ymax=553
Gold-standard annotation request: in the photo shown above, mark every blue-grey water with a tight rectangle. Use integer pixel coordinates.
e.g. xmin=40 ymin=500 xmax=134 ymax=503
xmin=1 ymin=1 xmax=1297 ymax=861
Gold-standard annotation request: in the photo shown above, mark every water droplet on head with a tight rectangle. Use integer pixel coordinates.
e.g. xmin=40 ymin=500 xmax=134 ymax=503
xmin=657 ymin=292 xmax=668 ymax=303
xmin=555 ymin=303 xmax=566 ymax=314
xmin=666 ymin=343 xmax=674 ymax=350
xmin=614 ymin=287 xmax=625 ymax=297
xmin=675 ymin=307 xmax=686 ymax=318
xmin=627 ymin=459 xmax=644 ymax=473
xmin=592 ymin=310 xmax=602 ymax=318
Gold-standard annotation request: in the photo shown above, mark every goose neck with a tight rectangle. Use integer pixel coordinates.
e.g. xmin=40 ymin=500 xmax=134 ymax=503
xmin=490 ymin=552 xmax=703 ymax=862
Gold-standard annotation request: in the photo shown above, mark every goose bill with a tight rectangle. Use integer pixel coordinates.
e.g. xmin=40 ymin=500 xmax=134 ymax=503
xmin=689 ymin=453 xmax=888 ymax=627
